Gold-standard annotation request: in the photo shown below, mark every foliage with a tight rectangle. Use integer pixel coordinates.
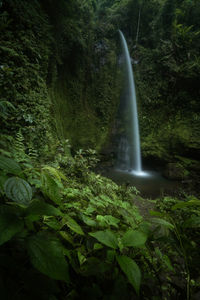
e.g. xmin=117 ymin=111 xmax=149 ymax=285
xmin=0 ymin=0 xmax=200 ymax=299
xmin=150 ymin=194 xmax=200 ymax=299
xmin=1 ymin=146 xmax=199 ymax=298
xmin=0 ymin=151 xmax=145 ymax=299
xmin=4 ymin=176 xmax=32 ymax=206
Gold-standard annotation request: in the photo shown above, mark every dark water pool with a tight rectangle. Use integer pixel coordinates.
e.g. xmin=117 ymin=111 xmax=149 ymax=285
xmin=102 ymin=168 xmax=178 ymax=199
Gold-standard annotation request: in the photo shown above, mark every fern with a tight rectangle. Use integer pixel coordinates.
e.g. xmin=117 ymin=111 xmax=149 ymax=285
xmin=13 ymin=130 xmax=28 ymax=162
xmin=42 ymin=166 xmax=67 ymax=181
xmin=0 ymin=100 xmax=15 ymax=119
xmin=28 ymin=145 xmax=38 ymax=162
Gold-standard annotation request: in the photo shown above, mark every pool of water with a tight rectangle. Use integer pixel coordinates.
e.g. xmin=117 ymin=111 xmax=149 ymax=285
xmin=102 ymin=168 xmax=178 ymax=198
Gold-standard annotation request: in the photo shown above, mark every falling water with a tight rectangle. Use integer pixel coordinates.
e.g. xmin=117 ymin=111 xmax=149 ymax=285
xmin=118 ymin=30 xmax=145 ymax=176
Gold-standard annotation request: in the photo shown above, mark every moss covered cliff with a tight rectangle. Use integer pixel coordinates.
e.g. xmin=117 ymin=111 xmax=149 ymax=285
xmin=1 ymin=0 xmax=200 ymax=169
xmin=0 ymin=0 xmax=121 ymax=158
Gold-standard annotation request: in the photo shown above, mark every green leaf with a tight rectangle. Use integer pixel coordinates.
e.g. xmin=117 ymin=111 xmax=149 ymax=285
xmin=172 ymin=199 xmax=200 ymax=210
xmin=59 ymin=231 xmax=74 ymax=245
xmin=27 ymin=232 xmax=69 ymax=282
xmin=41 ymin=170 xmax=63 ymax=204
xmin=163 ymin=255 xmax=174 ymax=271
xmin=43 ymin=217 xmax=61 ymax=230
xmin=99 ymin=194 xmax=113 ymax=204
xmin=96 ymin=215 xmax=120 ymax=228
xmin=26 ymin=200 xmax=62 ymax=216
xmin=77 ymin=251 xmax=86 ymax=265
xmin=62 ymin=215 xmax=84 ymax=235
xmin=155 ymin=247 xmax=163 ymax=260
xmin=0 ymin=156 xmax=21 ymax=175
xmin=122 ymin=230 xmax=147 ymax=248
xmin=42 ymin=166 xmax=66 ymax=181
xmin=0 ymin=211 xmax=23 ymax=245
xmin=81 ymin=214 xmax=97 ymax=227
xmin=117 ymin=255 xmax=141 ymax=295
xmin=89 ymin=230 xmax=118 ymax=249
xmin=93 ymin=243 xmax=103 ymax=250
xmin=149 ymin=210 xmax=167 ymax=217
xmin=4 ymin=177 xmax=32 ymax=206
xmin=151 ymin=218 xmax=174 ymax=230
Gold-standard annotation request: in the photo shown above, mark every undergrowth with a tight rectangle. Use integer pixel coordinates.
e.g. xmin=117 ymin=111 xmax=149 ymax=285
xmin=0 ymin=142 xmax=199 ymax=299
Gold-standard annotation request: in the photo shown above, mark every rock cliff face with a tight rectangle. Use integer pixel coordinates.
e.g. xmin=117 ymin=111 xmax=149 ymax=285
xmin=0 ymin=0 xmax=121 ymax=157
xmin=1 ymin=0 xmax=199 ymax=176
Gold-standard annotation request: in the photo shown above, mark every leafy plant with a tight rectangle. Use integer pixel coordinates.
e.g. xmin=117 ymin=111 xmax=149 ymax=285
xmin=4 ymin=176 xmax=33 ymax=206
xmin=27 ymin=232 xmax=69 ymax=282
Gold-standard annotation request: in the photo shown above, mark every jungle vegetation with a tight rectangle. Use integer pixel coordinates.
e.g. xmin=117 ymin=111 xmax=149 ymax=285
xmin=0 ymin=0 xmax=200 ymax=299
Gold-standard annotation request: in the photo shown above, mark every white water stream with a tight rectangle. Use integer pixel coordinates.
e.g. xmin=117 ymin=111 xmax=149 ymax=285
xmin=118 ymin=30 xmax=148 ymax=176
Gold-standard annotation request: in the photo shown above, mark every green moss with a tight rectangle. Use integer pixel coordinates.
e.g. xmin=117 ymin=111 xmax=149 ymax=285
xmin=175 ymin=155 xmax=200 ymax=171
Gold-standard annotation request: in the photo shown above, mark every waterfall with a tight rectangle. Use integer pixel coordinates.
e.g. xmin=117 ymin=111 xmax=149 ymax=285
xmin=118 ymin=30 xmax=144 ymax=176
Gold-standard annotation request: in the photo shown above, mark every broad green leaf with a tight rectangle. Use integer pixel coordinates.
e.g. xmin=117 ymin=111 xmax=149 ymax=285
xmin=93 ymin=243 xmax=103 ymax=250
xmin=43 ymin=217 xmax=61 ymax=230
xmin=0 ymin=211 xmax=23 ymax=245
xmin=41 ymin=170 xmax=63 ymax=204
xmin=81 ymin=214 xmax=97 ymax=227
xmin=85 ymin=205 xmax=95 ymax=215
xmin=77 ymin=251 xmax=86 ymax=265
xmin=96 ymin=215 xmax=120 ymax=228
xmin=122 ymin=230 xmax=147 ymax=248
xmin=138 ymin=221 xmax=152 ymax=236
xmin=0 ymin=156 xmax=21 ymax=175
xmin=89 ymin=230 xmax=118 ymax=249
xmin=27 ymin=232 xmax=69 ymax=282
xmin=24 ymin=214 xmax=39 ymax=230
xmin=117 ymin=255 xmax=141 ymax=295
xmin=26 ymin=200 xmax=62 ymax=216
xmin=151 ymin=218 xmax=174 ymax=230
xmin=62 ymin=215 xmax=84 ymax=235
xmin=59 ymin=231 xmax=74 ymax=245
xmin=4 ymin=177 xmax=32 ymax=206
xmin=96 ymin=215 xmax=107 ymax=227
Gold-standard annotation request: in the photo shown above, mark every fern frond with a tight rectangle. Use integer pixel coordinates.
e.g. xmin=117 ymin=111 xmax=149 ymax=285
xmin=13 ymin=130 xmax=27 ymax=162
xmin=42 ymin=166 xmax=67 ymax=181
xmin=0 ymin=149 xmax=12 ymax=157
xmin=28 ymin=146 xmax=38 ymax=161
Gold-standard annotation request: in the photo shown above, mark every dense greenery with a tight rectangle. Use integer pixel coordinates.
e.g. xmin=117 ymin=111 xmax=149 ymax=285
xmin=0 ymin=148 xmax=200 ymax=299
xmin=0 ymin=0 xmax=200 ymax=299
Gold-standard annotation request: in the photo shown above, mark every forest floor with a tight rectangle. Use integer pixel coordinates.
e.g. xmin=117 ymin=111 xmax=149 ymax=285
xmin=133 ymin=196 xmax=156 ymax=219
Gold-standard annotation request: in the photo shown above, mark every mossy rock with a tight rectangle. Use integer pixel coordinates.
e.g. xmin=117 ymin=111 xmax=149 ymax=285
xmin=163 ymin=162 xmax=189 ymax=180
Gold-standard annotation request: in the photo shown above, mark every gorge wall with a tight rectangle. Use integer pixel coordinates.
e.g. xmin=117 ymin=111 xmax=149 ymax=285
xmin=1 ymin=0 xmax=200 ymax=172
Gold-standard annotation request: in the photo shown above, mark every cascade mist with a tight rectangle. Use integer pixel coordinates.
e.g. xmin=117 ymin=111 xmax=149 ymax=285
xmin=117 ymin=30 xmax=145 ymax=176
